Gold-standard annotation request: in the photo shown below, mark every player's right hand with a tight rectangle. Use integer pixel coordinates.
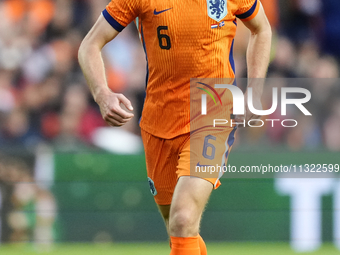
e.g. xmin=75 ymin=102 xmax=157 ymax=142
xmin=95 ymin=89 xmax=134 ymax=127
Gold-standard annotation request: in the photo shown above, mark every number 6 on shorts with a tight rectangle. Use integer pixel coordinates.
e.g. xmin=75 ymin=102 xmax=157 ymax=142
xmin=202 ymin=135 xmax=216 ymax=160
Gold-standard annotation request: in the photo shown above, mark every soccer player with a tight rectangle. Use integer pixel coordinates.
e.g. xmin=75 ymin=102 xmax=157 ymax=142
xmin=78 ymin=0 xmax=271 ymax=254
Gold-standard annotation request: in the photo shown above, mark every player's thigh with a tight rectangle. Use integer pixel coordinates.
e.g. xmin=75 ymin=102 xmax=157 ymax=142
xmin=191 ymin=127 xmax=237 ymax=184
xmin=169 ymin=176 xmax=213 ymax=236
xmin=141 ymin=129 xmax=188 ymax=205
xmin=176 ymin=127 xmax=237 ymax=189
xmin=170 ymin=176 xmax=213 ymax=217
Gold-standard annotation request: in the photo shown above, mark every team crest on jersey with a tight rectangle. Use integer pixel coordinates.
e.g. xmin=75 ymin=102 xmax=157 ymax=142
xmin=147 ymin=177 xmax=157 ymax=196
xmin=207 ymin=0 xmax=228 ymax=22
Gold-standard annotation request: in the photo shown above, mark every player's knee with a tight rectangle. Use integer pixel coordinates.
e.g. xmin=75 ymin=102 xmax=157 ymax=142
xmin=169 ymin=209 xmax=197 ymax=236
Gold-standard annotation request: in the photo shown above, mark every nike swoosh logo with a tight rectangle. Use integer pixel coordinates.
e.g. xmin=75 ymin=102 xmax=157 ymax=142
xmin=196 ymin=162 xmax=212 ymax=167
xmin=154 ymin=8 xmax=172 ymax=15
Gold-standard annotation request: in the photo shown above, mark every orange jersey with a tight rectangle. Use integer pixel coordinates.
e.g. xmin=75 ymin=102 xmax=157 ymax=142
xmin=104 ymin=0 xmax=260 ymax=138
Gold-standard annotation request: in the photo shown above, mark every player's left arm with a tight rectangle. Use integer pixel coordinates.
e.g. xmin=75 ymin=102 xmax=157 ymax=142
xmin=243 ymin=3 xmax=272 ymax=79
xmin=242 ymin=3 xmax=272 ymax=121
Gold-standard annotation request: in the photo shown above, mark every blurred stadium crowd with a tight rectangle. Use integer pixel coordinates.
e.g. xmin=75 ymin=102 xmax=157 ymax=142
xmin=0 ymin=0 xmax=339 ymax=153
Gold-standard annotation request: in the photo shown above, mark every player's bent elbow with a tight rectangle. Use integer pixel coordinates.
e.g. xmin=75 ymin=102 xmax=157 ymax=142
xmin=252 ymin=21 xmax=272 ymax=41
xmin=261 ymin=15 xmax=272 ymax=36
xmin=78 ymin=41 xmax=85 ymax=64
xmin=261 ymin=25 xmax=272 ymax=39
xmin=78 ymin=36 xmax=91 ymax=58
xmin=263 ymin=19 xmax=272 ymax=36
xmin=78 ymin=38 xmax=97 ymax=66
xmin=253 ymin=19 xmax=271 ymax=36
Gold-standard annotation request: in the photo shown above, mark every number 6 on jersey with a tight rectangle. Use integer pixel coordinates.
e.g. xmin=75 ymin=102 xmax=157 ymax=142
xmin=157 ymin=26 xmax=171 ymax=50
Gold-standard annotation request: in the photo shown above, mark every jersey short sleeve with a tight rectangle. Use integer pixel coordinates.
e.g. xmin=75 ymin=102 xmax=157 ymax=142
xmin=235 ymin=0 xmax=260 ymax=21
xmin=102 ymin=0 xmax=142 ymax=32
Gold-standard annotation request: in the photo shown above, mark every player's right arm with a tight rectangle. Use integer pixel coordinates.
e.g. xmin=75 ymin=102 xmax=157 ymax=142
xmin=78 ymin=14 xmax=134 ymax=127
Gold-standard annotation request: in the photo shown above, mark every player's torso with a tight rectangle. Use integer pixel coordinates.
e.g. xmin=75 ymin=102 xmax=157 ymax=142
xmin=138 ymin=0 xmax=239 ymax=138
xmin=138 ymin=0 xmax=238 ymax=79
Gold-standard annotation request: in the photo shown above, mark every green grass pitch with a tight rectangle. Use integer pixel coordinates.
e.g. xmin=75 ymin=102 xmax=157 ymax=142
xmin=0 ymin=242 xmax=339 ymax=255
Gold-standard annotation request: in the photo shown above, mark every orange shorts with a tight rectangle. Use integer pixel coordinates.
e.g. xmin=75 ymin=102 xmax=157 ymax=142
xmin=141 ymin=127 xmax=237 ymax=205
